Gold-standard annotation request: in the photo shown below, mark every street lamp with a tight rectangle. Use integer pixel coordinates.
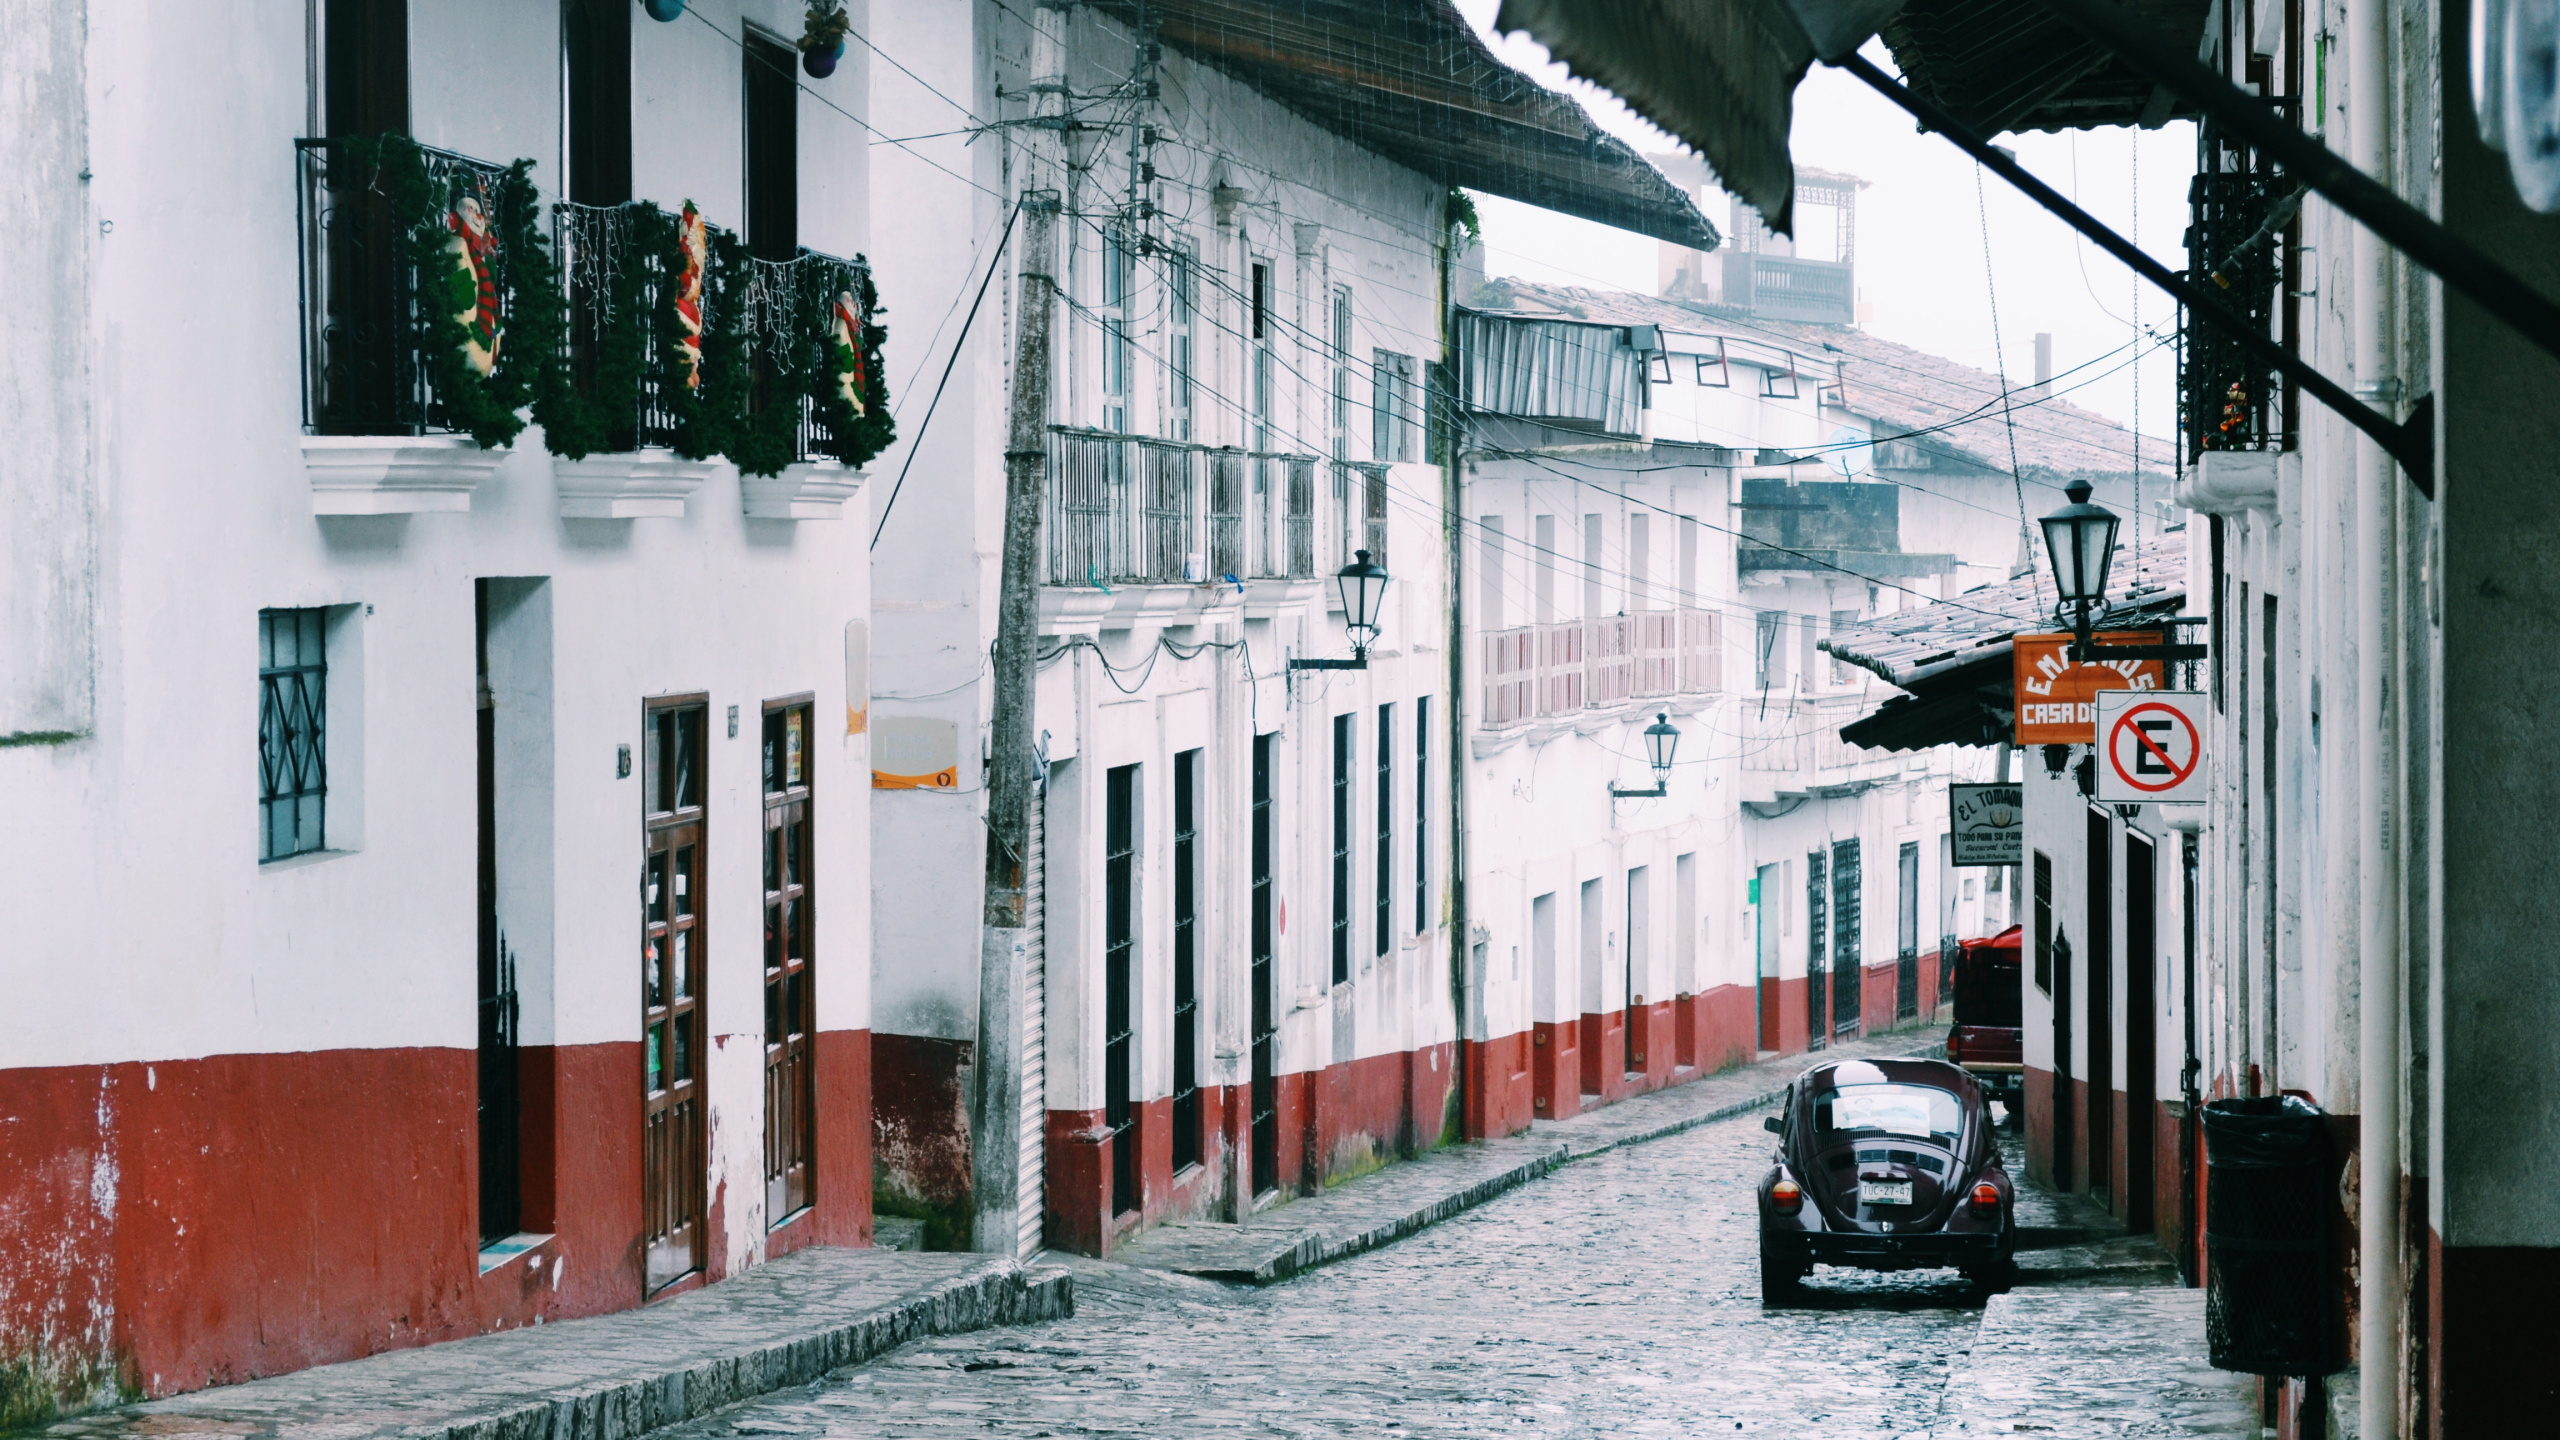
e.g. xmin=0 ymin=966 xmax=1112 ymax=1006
xmin=1289 ymin=550 xmax=1391 ymax=671
xmin=2039 ymin=479 xmax=2120 ymax=646
xmin=1610 ymin=713 xmax=1682 ymax=799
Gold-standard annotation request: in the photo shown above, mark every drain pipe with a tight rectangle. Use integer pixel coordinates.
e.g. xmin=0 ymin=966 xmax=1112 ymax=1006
xmin=2348 ymin=0 xmax=2405 ymax=1425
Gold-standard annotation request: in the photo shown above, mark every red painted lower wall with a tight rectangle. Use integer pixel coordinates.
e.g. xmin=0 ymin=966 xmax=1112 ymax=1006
xmin=1 ymin=1031 xmax=872 ymax=1407
xmin=1461 ymin=1031 xmax=1535 ymax=1139
xmin=870 ymin=1032 xmax=972 ymax=1232
xmin=1040 ymin=1042 xmax=1457 ymax=1258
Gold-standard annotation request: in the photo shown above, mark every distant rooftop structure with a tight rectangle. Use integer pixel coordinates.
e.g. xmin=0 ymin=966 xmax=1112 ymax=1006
xmin=1648 ymin=160 xmax=1863 ymax=325
xmin=1461 ymin=277 xmax=2174 ymax=482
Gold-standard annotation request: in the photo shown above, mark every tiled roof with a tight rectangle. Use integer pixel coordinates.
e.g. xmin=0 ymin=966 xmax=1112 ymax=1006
xmin=1817 ymin=543 xmax=2188 ymax=752
xmin=1822 ymin=542 xmax=2186 ymax=687
xmin=1466 ymin=279 xmax=2173 ymax=481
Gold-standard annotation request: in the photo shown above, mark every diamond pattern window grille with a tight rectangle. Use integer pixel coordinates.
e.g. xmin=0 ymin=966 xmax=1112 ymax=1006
xmin=260 ymin=608 xmax=329 ymax=861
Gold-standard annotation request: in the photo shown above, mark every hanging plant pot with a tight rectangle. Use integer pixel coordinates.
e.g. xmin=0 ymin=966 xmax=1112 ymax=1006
xmin=802 ymin=39 xmax=844 ymax=78
xmin=799 ymin=2 xmax=852 ymax=77
xmin=642 ymin=0 xmax=685 ymax=22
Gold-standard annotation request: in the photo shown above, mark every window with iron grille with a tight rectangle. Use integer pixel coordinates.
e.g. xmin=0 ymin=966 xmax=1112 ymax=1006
xmin=1105 ymin=235 xmax=1134 ymax=433
xmin=1330 ymin=286 xmax=1352 ymax=459
xmin=1332 ymin=713 xmax=1353 ymax=985
xmin=259 ymin=608 xmax=330 ymax=861
xmin=1172 ymin=750 xmax=1201 ymax=1172
xmin=1362 ymin=464 xmax=1389 ymax=572
xmin=2033 ymin=850 xmax=2054 ymax=994
xmin=1375 ymin=704 xmax=1394 ymax=957
xmin=1167 ymin=243 xmax=1195 ymax=441
xmin=1805 ymin=848 xmax=1827 ymax=1051
xmin=1250 ymin=258 xmax=1272 ymax=449
xmin=1105 ymin=764 xmax=1139 ymax=1215
xmin=1414 ymin=696 xmax=1430 ymax=932
xmin=1372 ymin=350 xmax=1415 ymax=462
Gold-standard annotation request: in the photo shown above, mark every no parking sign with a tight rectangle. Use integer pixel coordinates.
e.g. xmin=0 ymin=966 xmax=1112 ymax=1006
xmin=2095 ymin=690 xmax=2207 ymax=804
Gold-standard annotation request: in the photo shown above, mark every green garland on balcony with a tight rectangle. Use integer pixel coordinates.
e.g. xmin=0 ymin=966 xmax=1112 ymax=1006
xmin=529 ymin=203 xmax=664 ymax=461
xmin=818 ymin=264 xmax=896 ymax=469
xmin=344 ymin=135 xmax=544 ymax=450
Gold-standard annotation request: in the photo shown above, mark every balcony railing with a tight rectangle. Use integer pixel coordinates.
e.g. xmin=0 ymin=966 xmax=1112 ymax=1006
xmin=554 ymin=200 xmax=685 ymax=451
xmin=297 ymin=137 xmax=512 ymax=437
xmin=1482 ymin=610 xmax=1725 ymax=729
xmin=746 ymin=248 xmax=877 ymax=464
xmin=1048 ymin=429 xmax=1322 ymax=587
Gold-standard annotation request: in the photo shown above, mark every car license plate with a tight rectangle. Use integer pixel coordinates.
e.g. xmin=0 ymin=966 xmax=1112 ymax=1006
xmin=1860 ymin=1180 xmax=1914 ymax=1206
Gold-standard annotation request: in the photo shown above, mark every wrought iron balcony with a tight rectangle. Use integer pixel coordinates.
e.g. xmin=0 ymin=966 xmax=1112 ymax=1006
xmin=746 ymin=247 xmax=876 ymax=465
xmin=2182 ymin=104 xmax=2296 ymax=458
xmin=1479 ymin=610 xmax=1723 ymax=729
xmin=1046 ymin=428 xmax=1325 ymax=588
xmin=296 ymin=136 xmax=513 ymax=437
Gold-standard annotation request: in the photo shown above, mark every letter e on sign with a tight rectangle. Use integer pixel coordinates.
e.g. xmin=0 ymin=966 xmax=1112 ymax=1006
xmin=2095 ymin=690 xmax=2207 ymax=804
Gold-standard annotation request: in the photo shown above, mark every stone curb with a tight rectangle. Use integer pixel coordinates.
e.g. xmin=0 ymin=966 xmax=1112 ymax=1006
xmin=506 ymin=1263 xmax=1075 ymax=1440
xmin=1198 ymin=1145 xmax=1576 ymax=1285
xmin=1176 ymin=1036 xmax=1950 ymax=1287
xmin=42 ymin=1260 xmax=1073 ymax=1440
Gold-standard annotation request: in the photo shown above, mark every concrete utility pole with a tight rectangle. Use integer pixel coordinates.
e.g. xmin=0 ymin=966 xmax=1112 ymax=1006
xmin=973 ymin=0 xmax=1068 ymax=1257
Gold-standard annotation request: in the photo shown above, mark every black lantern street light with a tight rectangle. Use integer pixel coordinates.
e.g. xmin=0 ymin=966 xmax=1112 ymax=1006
xmin=1610 ymin=713 xmax=1682 ymax=799
xmin=1290 ymin=550 xmax=1391 ymax=671
xmin=2039 ymin=478 xmax=2121 ymax=651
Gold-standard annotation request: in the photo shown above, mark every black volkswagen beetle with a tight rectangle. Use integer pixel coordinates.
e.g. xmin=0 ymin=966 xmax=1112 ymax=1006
xmin=1755 ymin=1057 xmax=2014 ymax=1302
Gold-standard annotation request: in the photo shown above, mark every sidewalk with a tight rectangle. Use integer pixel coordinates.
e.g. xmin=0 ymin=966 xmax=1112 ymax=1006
xmin=1114 ymin=1023 xmax=1950 ymax=1284
xmin=32 ymin=1251 xmax=1070 ymax=1440
xmin=1930 ymin=1287 xmax=2258 ymax=1436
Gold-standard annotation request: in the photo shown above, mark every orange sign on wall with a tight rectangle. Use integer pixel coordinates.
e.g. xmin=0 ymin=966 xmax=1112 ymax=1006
xmin=2012 ymin=632 xmax=2166 ymax=744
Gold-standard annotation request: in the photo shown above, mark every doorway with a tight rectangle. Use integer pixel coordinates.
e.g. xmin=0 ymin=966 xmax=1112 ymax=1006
xmin=2085 ymin=807 xmax=2115 ymax=1203
xmin=1830 ymin=839 xmax=1863 ymax=1040
xmin=642 ymin=698 xmax=708 ymax=1293
xmin=1104 ymin=764 xmax=1139 ymax=1218
xmin=2125 ymin=831 xmax=2158 ymax=1233
xmin=1756 ymin=864 xmax=1781 ymax=1051
xmin=1625 ymin=866 xmax=1649 ymax=1074
xmin=760 ymin=699 xmax=815 ymax=1226
xmin=1250 ymin=737 xmax=1278 ymax=1193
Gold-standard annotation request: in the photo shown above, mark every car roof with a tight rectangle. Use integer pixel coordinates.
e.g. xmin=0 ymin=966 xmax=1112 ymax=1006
xmin=1794 ymin=1057 xmax=1979 ymax=1095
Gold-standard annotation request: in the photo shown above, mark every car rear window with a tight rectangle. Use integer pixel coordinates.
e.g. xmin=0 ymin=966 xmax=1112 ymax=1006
xmin=1954 ymin=957 xmax=2023 ymax=1027
xmin=1811 ymin=1083 xmax=1962 ymax=1147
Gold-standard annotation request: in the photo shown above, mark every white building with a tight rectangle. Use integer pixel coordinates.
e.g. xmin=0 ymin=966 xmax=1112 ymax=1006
xmin=4 ymin=0 xmax=883 ymax=1409
xmin=1453 ymin=269 xmax=2166 ymax=1125
xmin=860 ymin=1 xmax=1712 ymax=1255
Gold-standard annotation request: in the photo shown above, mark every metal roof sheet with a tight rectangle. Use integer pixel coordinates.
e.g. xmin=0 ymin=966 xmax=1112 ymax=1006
xmin=1090 ymin=0 xmax=1720 ymax=250
xmin=1466 ymin=279 xmax=2176 ymax=481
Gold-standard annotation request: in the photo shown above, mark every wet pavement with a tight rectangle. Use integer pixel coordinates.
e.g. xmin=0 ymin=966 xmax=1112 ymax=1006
xmin=662 ymin=1103 xmax=2042 ymax=1438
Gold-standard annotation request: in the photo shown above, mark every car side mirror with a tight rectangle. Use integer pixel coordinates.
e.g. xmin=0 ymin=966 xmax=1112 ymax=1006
xmin=1763 ymin=1115 xmax=1783 ymax=1134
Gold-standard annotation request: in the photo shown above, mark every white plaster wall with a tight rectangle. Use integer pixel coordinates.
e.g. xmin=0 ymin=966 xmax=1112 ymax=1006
xmin=10 ymin=1 xmax=876 ymax=1265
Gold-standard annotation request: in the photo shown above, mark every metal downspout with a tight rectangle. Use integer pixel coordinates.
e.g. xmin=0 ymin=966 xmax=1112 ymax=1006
xmin=2349 ymin=0 xmax=2405 ymax=1422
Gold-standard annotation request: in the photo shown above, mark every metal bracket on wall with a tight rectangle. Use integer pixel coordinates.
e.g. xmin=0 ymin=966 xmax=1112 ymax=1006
xmin=1836 ymin=55 xmax=2438 ymax=497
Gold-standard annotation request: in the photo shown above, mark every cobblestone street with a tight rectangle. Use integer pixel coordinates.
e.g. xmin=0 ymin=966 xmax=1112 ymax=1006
xmin=669 ymin=1106 xmax=2002 ymax=1438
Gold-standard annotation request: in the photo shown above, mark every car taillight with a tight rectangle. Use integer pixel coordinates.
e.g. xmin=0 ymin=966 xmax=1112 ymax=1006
xmin=1771 ymin=1179 xmax=1804 ymax=1214
xmin=1947 ymin=1031 xmax=1963 ymax=1062
xmin=1970 ymin=1181 xmax=2001 ymax=1213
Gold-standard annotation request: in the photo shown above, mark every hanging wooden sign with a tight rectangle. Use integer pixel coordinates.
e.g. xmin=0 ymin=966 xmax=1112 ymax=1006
xmin=2011 ymin=631 xmax=2166 ymax=744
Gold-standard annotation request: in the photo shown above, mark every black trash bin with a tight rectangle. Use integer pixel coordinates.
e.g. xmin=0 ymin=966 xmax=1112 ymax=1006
xmin=2202 ymin=1095 xmax=2339 ymax=1376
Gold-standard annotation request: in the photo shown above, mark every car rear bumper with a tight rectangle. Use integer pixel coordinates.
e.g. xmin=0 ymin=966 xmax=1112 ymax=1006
xmin=1770 ymin=1227 xmax=2009 ymax=1271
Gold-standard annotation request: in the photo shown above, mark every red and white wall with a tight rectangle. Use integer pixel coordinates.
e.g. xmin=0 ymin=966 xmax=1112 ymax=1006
xmin=3 ymin=0 xmax=877 ymax=1411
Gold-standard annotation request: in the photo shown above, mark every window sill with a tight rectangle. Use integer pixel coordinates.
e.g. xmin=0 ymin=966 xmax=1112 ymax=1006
xmin=768 ymin=1204 xmax=813 ymax=1235
xmin=258 ymin=846 xmax=359 ymax=873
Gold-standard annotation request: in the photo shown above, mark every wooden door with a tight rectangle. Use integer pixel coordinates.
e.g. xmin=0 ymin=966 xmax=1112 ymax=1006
xmin=642 ymin=699 xmax=707 ymax=1293
xmin=762 ymin=700 xmax=814 ymax=1225
xmin=2085 ymin=807 xmax=2114 ymax=1201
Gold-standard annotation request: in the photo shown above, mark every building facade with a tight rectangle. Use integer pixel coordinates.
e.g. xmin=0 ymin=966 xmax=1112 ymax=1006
xmin=3 ymin=0 xmax=883 ymax=1413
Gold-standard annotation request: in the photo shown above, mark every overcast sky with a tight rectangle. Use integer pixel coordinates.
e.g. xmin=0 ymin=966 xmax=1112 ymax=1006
xmin=1453 ymin=1 xmax=2190 ymax=451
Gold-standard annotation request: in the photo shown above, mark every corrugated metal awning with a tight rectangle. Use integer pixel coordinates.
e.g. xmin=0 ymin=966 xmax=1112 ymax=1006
xmin=1454 ymin=310 xmax=1643 ymax=434
xmin=1085 ymin=0 xmax=1719 ymax=250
